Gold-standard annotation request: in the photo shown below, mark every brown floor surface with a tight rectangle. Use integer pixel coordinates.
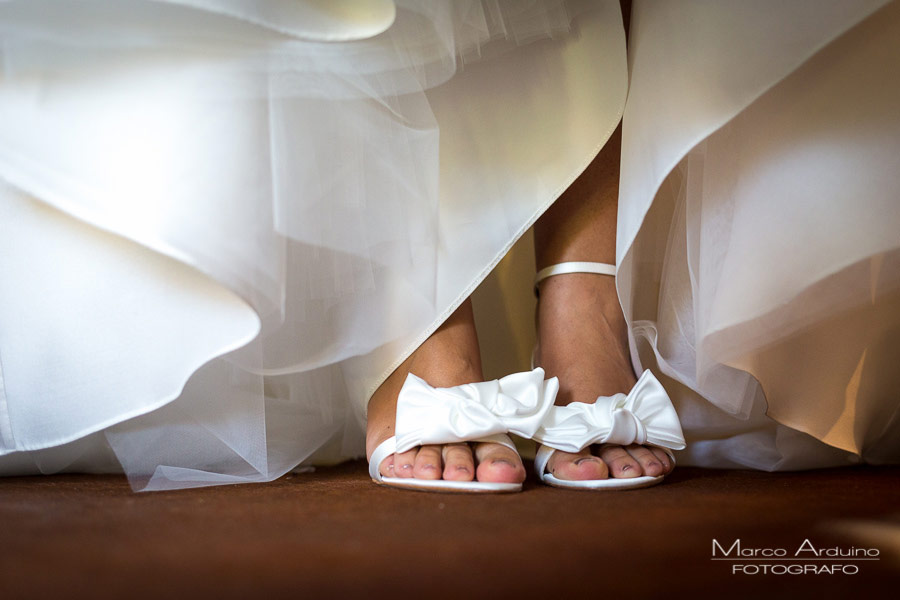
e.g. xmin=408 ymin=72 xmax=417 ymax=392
xmin=1 ymin=463 xmax=899 ymax=599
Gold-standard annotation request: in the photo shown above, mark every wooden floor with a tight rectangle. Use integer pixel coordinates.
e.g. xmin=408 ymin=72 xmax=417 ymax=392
xmin=1 ymin=463 xmax=898 ymax=599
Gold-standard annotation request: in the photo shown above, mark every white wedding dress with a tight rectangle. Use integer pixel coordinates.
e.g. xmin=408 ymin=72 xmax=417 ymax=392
xmin=616 ymin=0 xmax=900 ymax=469
xmin=0 ymin=0 xmax=897 ymax=490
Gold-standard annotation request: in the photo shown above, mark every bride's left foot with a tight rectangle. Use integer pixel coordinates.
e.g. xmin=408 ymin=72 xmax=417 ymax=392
xmin=535 ymin=271 xmax=674 ymax=481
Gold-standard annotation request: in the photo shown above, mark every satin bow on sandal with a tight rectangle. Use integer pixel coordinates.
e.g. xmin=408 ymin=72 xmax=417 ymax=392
xmin=532 ymin=369 xmax=686 ymax=490
xmin=369 ymin=368 xmax=558 ymax=493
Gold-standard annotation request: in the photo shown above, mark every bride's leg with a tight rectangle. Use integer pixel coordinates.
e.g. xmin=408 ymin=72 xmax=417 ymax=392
xmin=533 ymin=126 xmax=673 ymax=481
xmin=365 ymin=299 xmax=526 ymax=484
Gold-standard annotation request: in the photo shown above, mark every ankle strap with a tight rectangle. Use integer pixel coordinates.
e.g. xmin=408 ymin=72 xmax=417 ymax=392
xmin=534 ymin=261 xmax=616 ymax=295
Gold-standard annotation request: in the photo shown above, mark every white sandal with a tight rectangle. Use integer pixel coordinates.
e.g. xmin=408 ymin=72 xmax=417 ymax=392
xmin=532 ymin=261 xmax=686 ymax=490
xmin=369 ymin=368 xmax=559 ymax=493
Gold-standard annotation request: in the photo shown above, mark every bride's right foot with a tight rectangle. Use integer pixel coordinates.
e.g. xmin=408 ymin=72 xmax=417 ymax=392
xmin=365 ymin=300 xmax=526 ymax=485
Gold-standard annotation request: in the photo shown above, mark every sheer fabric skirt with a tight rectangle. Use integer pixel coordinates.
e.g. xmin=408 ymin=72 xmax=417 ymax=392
xmin=615 ymin=0 xmax=900 ymax=469
xmin=0 ymin=0 xmax=628 ymax=489
xmin=1 ymin=0 xmax=897 ymax=490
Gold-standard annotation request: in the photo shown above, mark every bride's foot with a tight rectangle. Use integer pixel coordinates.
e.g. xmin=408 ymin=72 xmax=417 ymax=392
xmin=365 ymin=300 xmax=526 ymax=485
xmin=532 ymin=127 xmax=675 ymax=482
xmin=535 ymin=272 xmax=675 ymax=481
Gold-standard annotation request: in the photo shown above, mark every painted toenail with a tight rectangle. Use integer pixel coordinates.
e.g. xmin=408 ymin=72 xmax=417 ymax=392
xmin=575 ymin=457 xmax=600 ymax=466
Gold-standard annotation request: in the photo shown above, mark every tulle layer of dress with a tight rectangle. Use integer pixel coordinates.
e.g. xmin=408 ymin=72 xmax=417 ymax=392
xmin=616 ymin=0 xmax=900 ymax=469
xmin=0 ymin=0 xmax=629 ymax=488
xmin=2 ymin=0 xmax=898 ymax=489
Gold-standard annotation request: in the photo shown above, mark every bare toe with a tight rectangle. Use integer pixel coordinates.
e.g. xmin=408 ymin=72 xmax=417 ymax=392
xmin=473 ymin=442 xmax=526 ymax=484
xmin=650 ymin=447 xmax=674 ymax=474
xmin=547 ymin=448 xmax=608 ymax=481
xmin=625 ymin=444 xmax=664 ymax=477
xmin=413 ymin=445 xmax=442 ymax=479
xmin=394 ymin=448 xmax=418 ymax=479
xmin=442 ymin=443 xmax=475 ymax=481
xmin=598 ymin=445 xmax=642 ymax=478
xmin=378 ymin=453 xmax=395 ymax=478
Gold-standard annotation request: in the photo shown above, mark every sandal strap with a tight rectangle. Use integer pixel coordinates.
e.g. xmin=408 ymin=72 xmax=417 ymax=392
xmin=369 ymin=436 xmax=398 ymax=482
xmin=534 ymin=443 xmax=556 ymax=481
xmin=534 ymin=261 xmax=616 ymax=295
